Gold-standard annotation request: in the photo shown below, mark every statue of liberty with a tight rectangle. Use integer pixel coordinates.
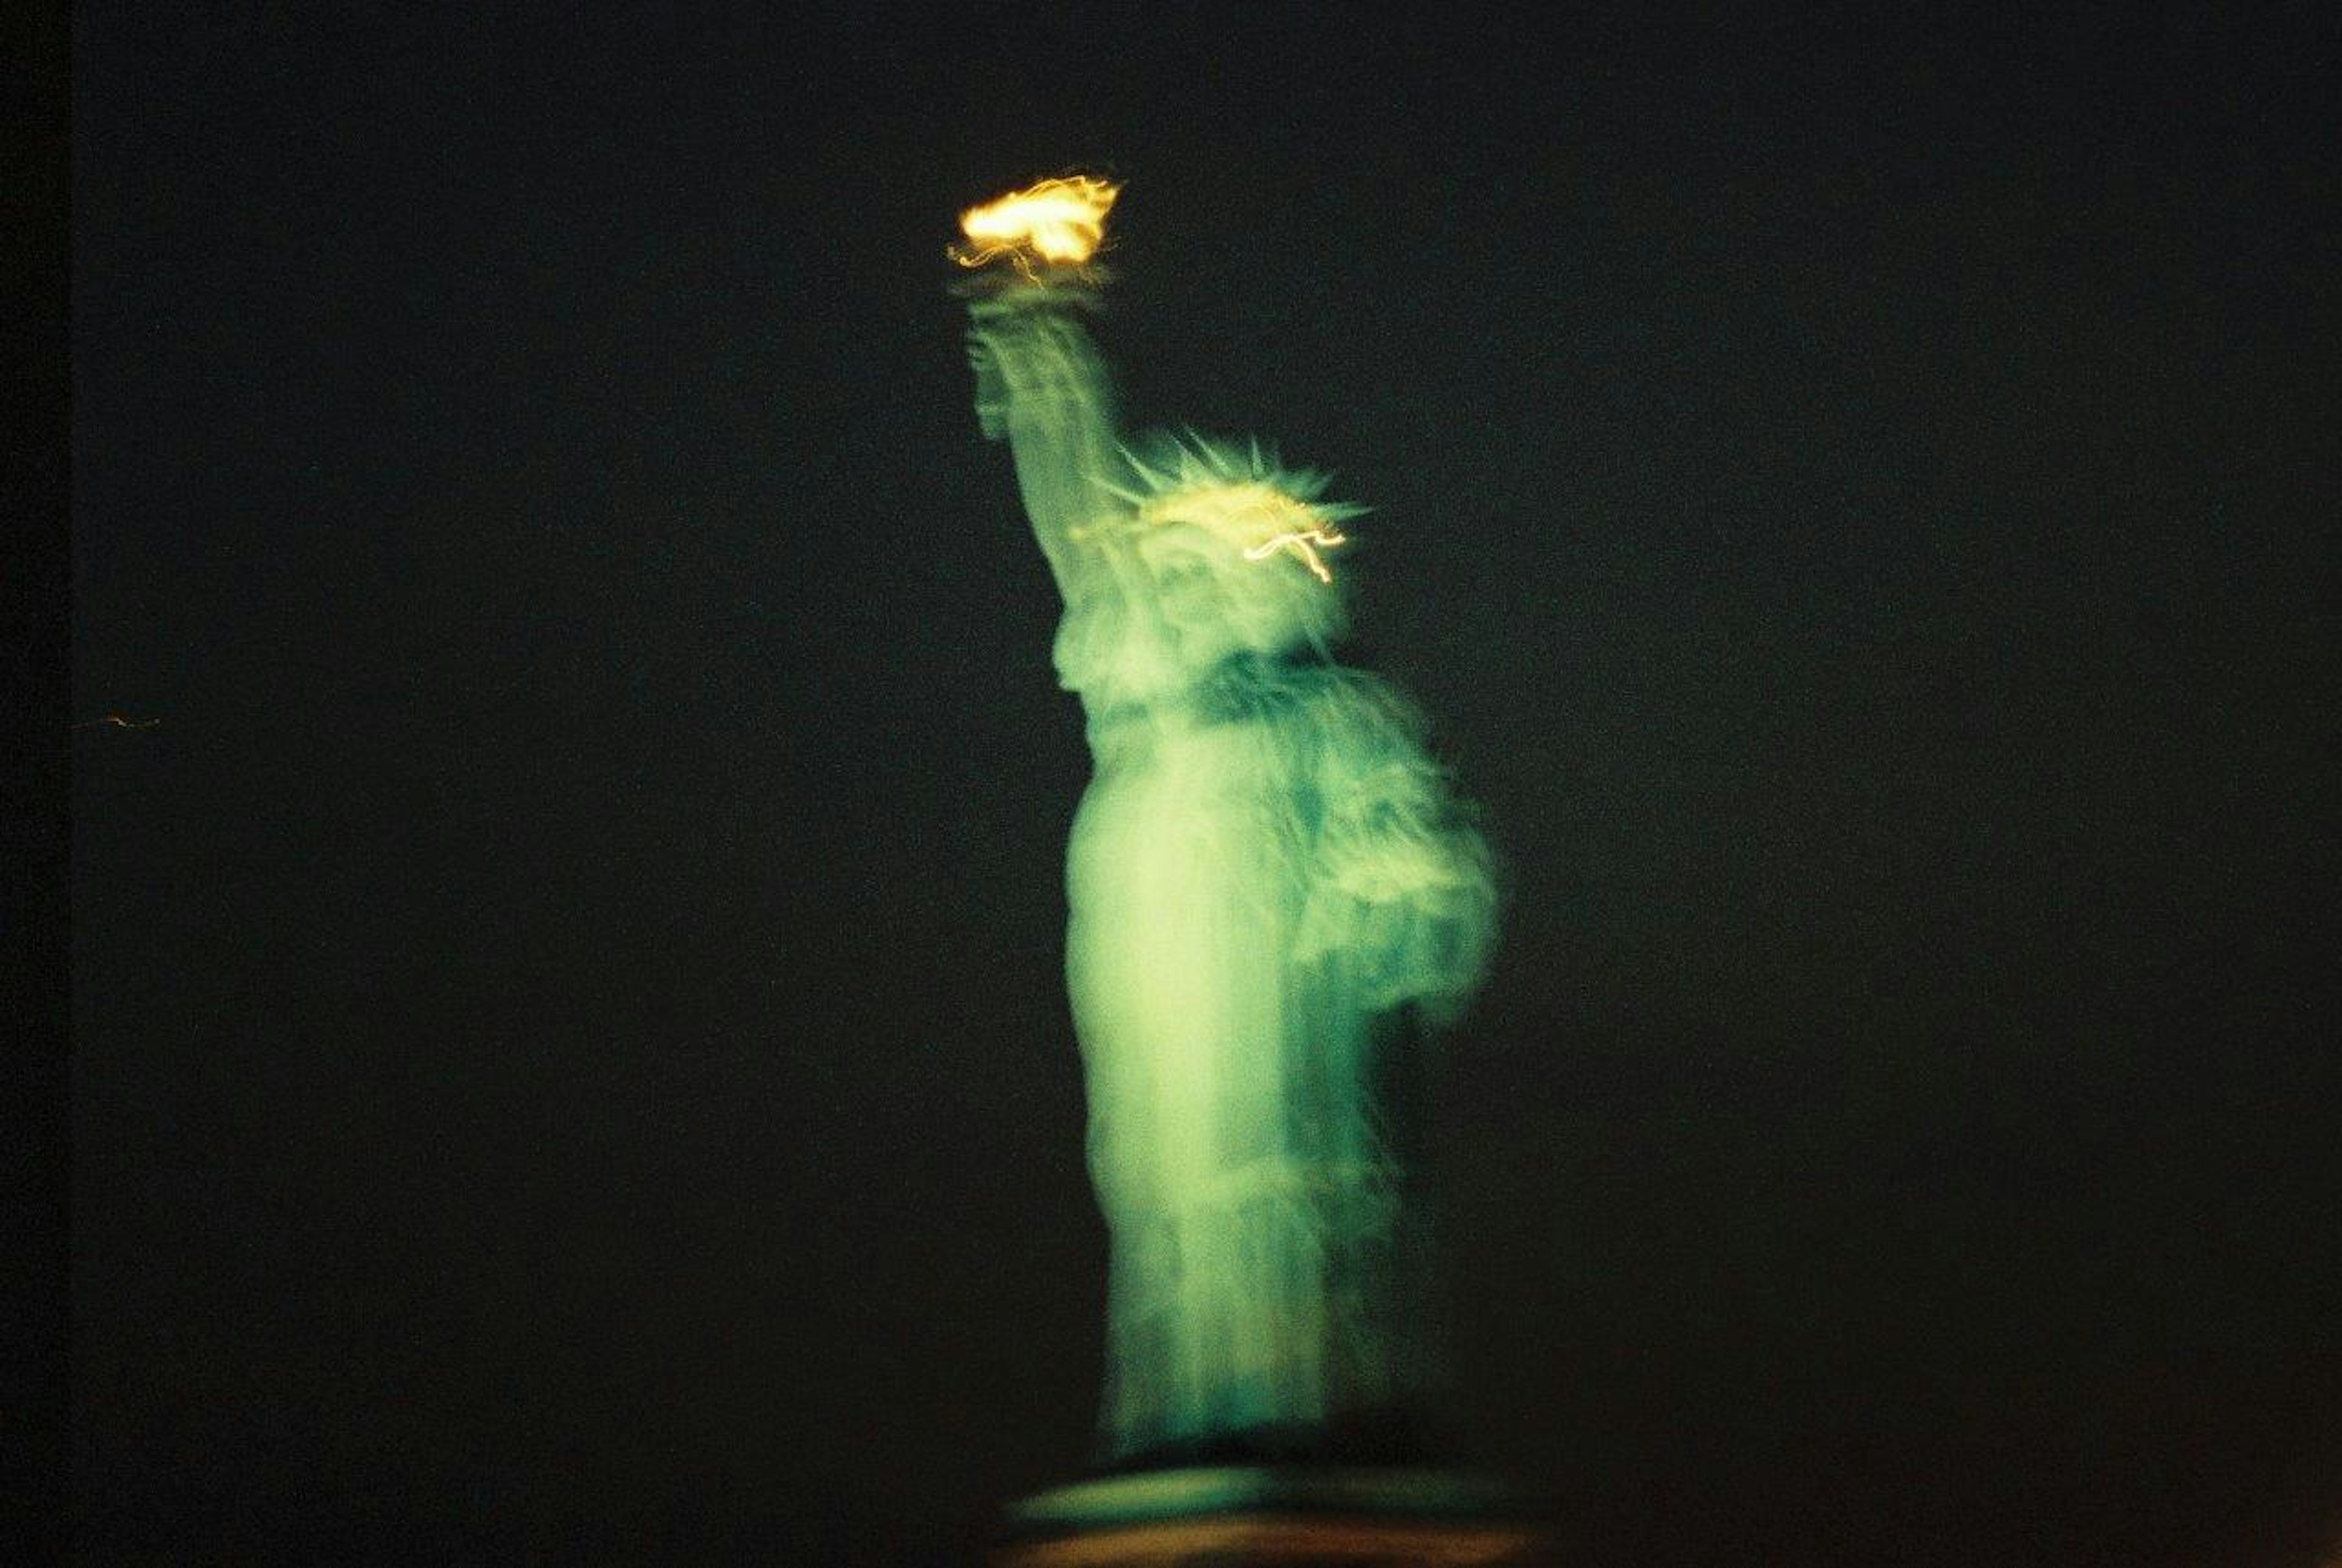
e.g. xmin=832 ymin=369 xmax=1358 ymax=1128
xmin=955 ymin=179 xmax=1498 ymax=1473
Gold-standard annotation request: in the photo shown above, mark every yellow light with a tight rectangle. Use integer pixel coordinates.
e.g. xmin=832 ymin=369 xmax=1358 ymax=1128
xmin=953 ymin=175 xmax=1122 ymax=272
xmin=1243 ymin=527 xmax=1349 ymax=584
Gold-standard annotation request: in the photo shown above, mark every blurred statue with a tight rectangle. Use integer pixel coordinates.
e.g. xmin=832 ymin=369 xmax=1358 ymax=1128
xmin=956 ymin=180 xmax=1497 ymax=1470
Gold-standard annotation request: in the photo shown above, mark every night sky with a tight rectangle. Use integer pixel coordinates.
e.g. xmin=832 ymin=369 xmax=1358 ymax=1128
xmin=67 ymin=6 xmax=2340 ymax=1564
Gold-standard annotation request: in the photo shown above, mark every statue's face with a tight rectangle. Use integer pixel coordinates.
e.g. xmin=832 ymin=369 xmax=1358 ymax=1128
xmin=1139 ymin=523 xmax=1306 ymax=667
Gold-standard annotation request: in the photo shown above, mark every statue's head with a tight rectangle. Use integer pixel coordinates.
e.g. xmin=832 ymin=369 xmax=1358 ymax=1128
xmin=1104 ymin=432 xmax=1363 ymax=668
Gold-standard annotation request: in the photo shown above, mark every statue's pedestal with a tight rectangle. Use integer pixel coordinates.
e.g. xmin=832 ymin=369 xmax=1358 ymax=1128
xmin=994 ymin=1467 xmax=1553 ymax=1566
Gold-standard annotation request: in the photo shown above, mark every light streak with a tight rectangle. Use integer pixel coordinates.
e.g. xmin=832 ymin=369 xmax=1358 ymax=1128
xmin=951 ymin=175 xmax=1121 ymax=273
xmin=73 ymin=714 xmax=162 ymax=729
xmin=1244 ymin=526 xmax=1350 ymax=584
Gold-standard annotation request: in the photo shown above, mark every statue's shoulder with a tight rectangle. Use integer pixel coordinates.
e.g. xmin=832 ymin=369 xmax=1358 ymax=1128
xmin=1292 ymin=664 xmax=1429 ymax=748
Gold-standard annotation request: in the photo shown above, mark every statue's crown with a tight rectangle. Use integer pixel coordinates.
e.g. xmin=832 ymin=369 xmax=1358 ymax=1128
xmin=1100 ymin=432 xmax=1367 ymax=584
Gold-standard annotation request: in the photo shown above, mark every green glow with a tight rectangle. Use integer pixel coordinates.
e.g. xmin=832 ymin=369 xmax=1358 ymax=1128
xmin=967 ymin=277 xmax=1495 ymax=1464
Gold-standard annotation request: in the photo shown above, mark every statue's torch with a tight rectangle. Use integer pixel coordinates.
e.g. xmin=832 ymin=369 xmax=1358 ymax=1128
xmin=949 ymin=174 xmax=1121 ymax=283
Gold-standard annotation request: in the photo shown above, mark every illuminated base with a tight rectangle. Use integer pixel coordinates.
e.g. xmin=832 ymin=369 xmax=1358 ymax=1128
xmin=994 ymin=1467 xmax=1554 ymax=1566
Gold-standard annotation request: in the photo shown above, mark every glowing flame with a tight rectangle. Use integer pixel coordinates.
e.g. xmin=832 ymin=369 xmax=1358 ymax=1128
xmin=953 ymin=176 xmax=1121 ymax=271
xmin=1244 ymin=527 xmax=1350 ymax=584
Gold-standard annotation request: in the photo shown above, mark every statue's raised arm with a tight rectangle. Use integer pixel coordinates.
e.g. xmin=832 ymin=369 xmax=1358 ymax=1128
xmin=951 ymin=177 xmax=1134 ymax=608
xmin=963 ymin=282 xmax=1132 ymax=606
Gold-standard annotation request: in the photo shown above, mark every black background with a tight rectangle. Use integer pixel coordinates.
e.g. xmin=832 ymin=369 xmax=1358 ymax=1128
xmin=71 ymin=5 xmax=2340 ymax=1564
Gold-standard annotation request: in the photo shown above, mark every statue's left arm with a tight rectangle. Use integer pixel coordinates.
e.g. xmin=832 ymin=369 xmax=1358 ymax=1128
xmin=1295 ymin=686 xmax=1499 ymax=1025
